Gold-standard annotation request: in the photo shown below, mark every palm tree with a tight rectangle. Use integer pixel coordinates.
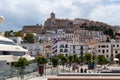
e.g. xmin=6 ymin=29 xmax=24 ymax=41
xmin=15 ymin=57 xmax=29 ymax=80
xmin=36 ymin=55 xmax=48 ymax=76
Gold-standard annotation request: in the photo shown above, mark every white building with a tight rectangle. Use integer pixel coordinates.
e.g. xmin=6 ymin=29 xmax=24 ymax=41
xmin=52 ymin=40 xmax=88 ymax=56
xmin=70 ymin=43 xmax=88 ymax=56
xmin=21 ymin=43 xmax=44 ymax=56
xmin=52 ymin=40 xmax=72 ymax=56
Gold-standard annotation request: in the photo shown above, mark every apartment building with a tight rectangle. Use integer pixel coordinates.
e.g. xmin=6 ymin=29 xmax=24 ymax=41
xmin=52 ymin=40 xmax=72 ymax=56
xmin=70 ymin=43 xmax=88 ymax=56
xmin=75 ymin=29 xmax=106 ymax=42
xmin=94 ymin=42 xmax=120 ymax=59
xmin=52 ymin=40 xmax=88 ymax=57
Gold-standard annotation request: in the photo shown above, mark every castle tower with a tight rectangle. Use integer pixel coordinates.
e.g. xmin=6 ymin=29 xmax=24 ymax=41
xmin=50 ymin=12 xmax=55 ymax=19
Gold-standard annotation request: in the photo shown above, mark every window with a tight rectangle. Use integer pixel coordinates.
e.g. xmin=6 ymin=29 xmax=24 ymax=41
xmin=106 ymin=55 xmax=109 ymax=58
xmin=117 ymin=45 xmax=119 ymax=47
xmin=113 ymin=45 xmax=115 ymax=47
xmin=73 ymin=50 xmax=75 ymax=53
xmin=0 ymin=40 xmax=16 ymax=46
xmin=65 ymin=44 xmax=68 ymax=48
xmin=106 ymin=50 xmax=109 ymax=52
xmin=80 ymin=51 xmax=83 ymax=55
xmin=64 ymin=49 xmax=68 ymax=52
xmin=73 ymin=46 xmax=75 ymax=49
xmin=60 ymin=44 xmax=64 ymax=48
xmin=115 ymin=50 xmax=118 ymax=54
xmin=81 ymin=46 xmax=83 ymax=50
xmin=102 ymin=50 xmax=105 ymax=53
xmin=3 ymin=51 xmax=9 ymax=55
xmin=98 ymin=45 xmax=100 ymax=48
xmin=54 ymin=49 xmax=57 ymax=52
xmin=60 ymin=49 xmax=63 ymax=52
xmin=98 ymin=50 xmax=100 ymax=52
xmin=101 ymin=45 xmax=106 ymax=48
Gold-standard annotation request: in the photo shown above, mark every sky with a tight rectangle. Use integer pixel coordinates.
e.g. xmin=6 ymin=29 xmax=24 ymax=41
xmin=0 ymin=0 xmax=120 ymax=32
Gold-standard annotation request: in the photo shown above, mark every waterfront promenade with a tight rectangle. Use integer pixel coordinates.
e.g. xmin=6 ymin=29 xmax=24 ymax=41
xmin=4 ymin=64 xmax=120 ymax=80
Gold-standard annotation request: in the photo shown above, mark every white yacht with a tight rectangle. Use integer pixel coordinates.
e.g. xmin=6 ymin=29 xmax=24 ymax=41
xmin=0 ymin=36 xmax=35 ymax=77
xmin=0 ymin=36 xmax=34 ymax=63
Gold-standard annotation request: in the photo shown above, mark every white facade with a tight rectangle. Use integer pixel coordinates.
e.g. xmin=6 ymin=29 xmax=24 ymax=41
xmin=52 ymin=41 xmax=88 ymax=56
xmin=70 ymin=43 xmax=88 ymax=56
xmin=21 ymin=43 xmax=44 ymax=56
xmin=52 ymin=33 xmax=66 ymax=40
xmin=52 ymin=41 xmax=72 ymax=56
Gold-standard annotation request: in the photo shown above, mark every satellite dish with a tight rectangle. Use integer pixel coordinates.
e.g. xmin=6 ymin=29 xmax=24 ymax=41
xmin=0 ymin=16 xmax=4 ymax=23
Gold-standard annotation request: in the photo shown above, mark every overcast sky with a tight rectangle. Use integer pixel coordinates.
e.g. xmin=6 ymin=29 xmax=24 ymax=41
xmin=0 ymin=0 xmax=120 ymax=32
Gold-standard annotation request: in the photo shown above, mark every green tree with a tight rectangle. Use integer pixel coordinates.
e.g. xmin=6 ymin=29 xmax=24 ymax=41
xmin=97 ymin=55 xmax=108 ymax=65
xmin=36 ymin=56 xmax=48 ymax=76
xmin=73 ymin=54 xmax=78 ymax=63
xmin=61 ymin=56 xmax=67 ymax=72
xmin=58 ymin=55 xmax=67 ymax=72
xmin=57 ymin=54 xmax=64 ymax=60
xmin=78 ymin=55 xmax=85 ymax=65
xmin=51 ymin=57 xmax=59 ymax=67
xmin=85 ymin=53 xmax=93 ymax=64
xmin=15 ymin=57 xmax=29 ymax=80
xmin=5 ymin=31 xmax=11 ymax=37
xmin=36 ymin=56 xmax=48 ymax=66
xmin=51 ymin=57 xmax=59 ymax=74
xmin=24 ymin=33 xmax=34 ymax=43
xmin=103 ymin=28 xmax=115 ymax=38
xmin=68 ymin=55 xmax=73 ymax=71
xmin=4 ymin=30 xmax=14 ymax=37
xmin=14 ymin=32 xmax=24 ymax=39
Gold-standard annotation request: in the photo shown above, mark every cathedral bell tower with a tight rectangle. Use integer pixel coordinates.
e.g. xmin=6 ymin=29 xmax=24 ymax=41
xmin=50 ymin=12 xmax=55 ymax=19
